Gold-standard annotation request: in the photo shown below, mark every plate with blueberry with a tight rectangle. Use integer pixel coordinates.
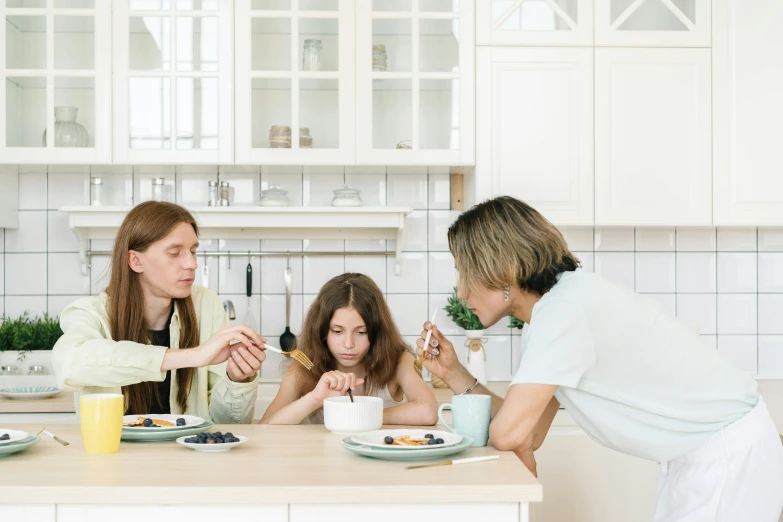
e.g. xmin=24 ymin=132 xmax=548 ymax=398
xmin=176 ymin=432 xmax=248 ymax=453
xmin=122 ymin=414 xmax=205 ymax=430
xmin=0 ymin=428 xmax=29 ymax=445
xmin=351 ymin=429 xmax=462 ymax=450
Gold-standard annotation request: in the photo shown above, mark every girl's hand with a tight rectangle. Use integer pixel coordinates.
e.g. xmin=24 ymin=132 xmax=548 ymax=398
xmin=310 ymin=371 xmax=365 ymax=403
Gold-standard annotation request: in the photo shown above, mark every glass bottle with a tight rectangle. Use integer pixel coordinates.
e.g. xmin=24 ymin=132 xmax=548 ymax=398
xmin=90 ymin=177 xmax=103 ymax=206
xmin=208 ymin=180 xmax=219 ymax=206
xmin=299 ymin=127 xmax=313 ymax=148
xmin=372 ymin=44 xmax=387 ymax=72
xmin=151 ymin=177 xmax=166 ymax=202
xmin=219 ymin=181 xmax=231 ymax=206
xmin=303 ymin=39 xmax=322 ymax=71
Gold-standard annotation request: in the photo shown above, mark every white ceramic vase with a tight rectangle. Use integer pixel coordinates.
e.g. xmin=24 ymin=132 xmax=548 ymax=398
xmin=464 ymin=329 xmax=488 ymax=385
xmin=42 ymin=106 xmax=89 ymax=147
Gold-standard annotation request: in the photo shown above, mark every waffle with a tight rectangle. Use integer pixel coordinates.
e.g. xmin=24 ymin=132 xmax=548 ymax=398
xmin=390 ymin=435 xmax=431 ymax=446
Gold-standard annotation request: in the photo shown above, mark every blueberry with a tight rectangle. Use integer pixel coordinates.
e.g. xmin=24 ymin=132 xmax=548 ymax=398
xmin=224 ymin=432 xmax=233 ymax=438
xmin=435 ymin=438 xmax=444 ymax=444
xmin=206 ymin=439 xmax=216 ymax=444
xmin=427 ymin=438 xmax=439 ymax=445
xmin=176 ymin=418 xmax=186 ymax=427
xmin=213 ymin=432 xmax=223 ymax=438
xmin=142 ymin=418 xmax=154 ymax=427
xmin=424 ymin=434 xmax=434 ymax=439
xmin=229 ymin=437 xmax=240 ymax=443
xmin=384 ymin=436 xmax=394 ymax=445
xmin=0 ymin=434 xmax=9 ymax=441
xmin=184 ymin=437 xmax=196 ymax=443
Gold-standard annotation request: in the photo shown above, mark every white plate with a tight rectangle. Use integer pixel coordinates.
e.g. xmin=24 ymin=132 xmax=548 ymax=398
xmin=351 ymin=429 xmax=462 ymax=450
xmin=0 ymin=428 xmax=29 ymax=445
xmin=176 ymin=435 xmax=248 ymax=453
xmin=122 ymin=414 xmax=205 ymax=431
xmin=0 ymin=387 xmax=61 ymax=400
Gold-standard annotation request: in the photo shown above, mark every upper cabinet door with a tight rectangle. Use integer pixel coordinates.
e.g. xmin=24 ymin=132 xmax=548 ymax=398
xmin=714 ymin=0 xmax=783 ymax=226
xmin=0 ymin=0 xmax=111 ymax=163
xmin=476 ymin=0 xmax=593 ymax=46
xmin=476 ymin=47 xmax=593 ymax=226
xmin=595 ymin=0 xmax=710 ymax=47
xmin=112 ymin=0 xmax=234 ymax=164
xmin=234 ymin=0 xmax=355 ymax=165
xmin=355 ymin=0 xmax=475 ymax=166
xmin=594 ymin=48 xmax=711 ymax=226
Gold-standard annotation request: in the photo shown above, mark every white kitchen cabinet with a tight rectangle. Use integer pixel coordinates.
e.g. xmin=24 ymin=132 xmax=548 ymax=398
xmin=112 ymin=0 xmax=234 ymax=164
xmin=595 ymin=0 xmax=710 ymax=47
xmin=58 ymin=505 xmax=288 ymax=522
xmin=476 ymin=46 xmax=593 ymax=225
xmin=477 ymin=0 xmax=593 ymax=47
xmin=531 ymin=426 xmax=659 ymax=522
xmin=0 ymin=506 xmax=55 ymax=522
xmin=594 ymin=48 xmax=711 ymax=226
xmin=234 ymin=0 xmax=356 ymax=165
xmin=355 ymin=0 xmax=475 ymax=166
xmin=713 ymin=0 xmax=783 ymax=226
xmin=0 ymin=0 xmax=111 ymax=164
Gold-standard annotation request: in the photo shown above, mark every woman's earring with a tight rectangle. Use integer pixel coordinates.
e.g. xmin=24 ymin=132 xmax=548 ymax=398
xmin=504 ymin=284 xmax=510 ymax=302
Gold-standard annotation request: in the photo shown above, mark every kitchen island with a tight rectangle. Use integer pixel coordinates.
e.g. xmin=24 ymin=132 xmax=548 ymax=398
xmin=0 ymin=424 xmax=542 ymax=522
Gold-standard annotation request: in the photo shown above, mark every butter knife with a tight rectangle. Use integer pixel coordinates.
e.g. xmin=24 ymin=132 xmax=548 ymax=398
xmin=405 ymin=455 xmax=499 ymax=470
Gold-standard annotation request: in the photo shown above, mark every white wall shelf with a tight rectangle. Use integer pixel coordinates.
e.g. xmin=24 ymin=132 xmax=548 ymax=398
xmin=59 ymin=205 xmax=413 ymax=276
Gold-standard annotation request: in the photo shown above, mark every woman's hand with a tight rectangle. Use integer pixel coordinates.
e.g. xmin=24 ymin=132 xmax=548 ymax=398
xmin=310 ymin=371 xmax=365 ymax=404
xmin=416 ymin=322 xmax=463 ymax=382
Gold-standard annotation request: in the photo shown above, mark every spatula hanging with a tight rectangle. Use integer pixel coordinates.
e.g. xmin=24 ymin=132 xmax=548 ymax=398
xmin=279 ymin=254 xmax=296 ymax=352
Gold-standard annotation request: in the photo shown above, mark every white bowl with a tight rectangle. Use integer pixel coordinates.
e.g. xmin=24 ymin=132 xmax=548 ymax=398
xmin=323 ymin=396 xmax=383 ymax=434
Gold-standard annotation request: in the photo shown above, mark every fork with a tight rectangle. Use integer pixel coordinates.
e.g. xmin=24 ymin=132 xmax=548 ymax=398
xmin=263 ymin=344 xmax=314 ymax=371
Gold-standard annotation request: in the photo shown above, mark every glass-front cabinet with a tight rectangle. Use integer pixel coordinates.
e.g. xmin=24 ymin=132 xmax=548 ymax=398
xmin=234 ymin=0 xmax=355 ymax=165
xmin=356 ymin=0 xmax=474 ymax=165
xmin=112 ymin=0 xmax=234 ymax=163
xmin=594 ymin=0 xmax=710 ymax=47
xmin=0 ymin=0 xmax=111 ymax=163
xmin=477 ymin=0 xmax=592 ymax=46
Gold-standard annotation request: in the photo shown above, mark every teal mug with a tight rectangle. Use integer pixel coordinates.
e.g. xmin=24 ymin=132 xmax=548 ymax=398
xmin=437 ymin=394 xmax=491 ymax=447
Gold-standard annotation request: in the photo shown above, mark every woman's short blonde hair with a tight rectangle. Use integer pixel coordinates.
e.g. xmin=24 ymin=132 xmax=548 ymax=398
xmin=447 ymin=196 xmax=579 ymax=296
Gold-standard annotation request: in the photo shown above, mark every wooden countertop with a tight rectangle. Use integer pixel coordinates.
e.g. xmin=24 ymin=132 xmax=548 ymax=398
xmin=0 ymin=392 xmax=75 ymax=413
xmin=0 ymin=424 xmax=542 ymax=505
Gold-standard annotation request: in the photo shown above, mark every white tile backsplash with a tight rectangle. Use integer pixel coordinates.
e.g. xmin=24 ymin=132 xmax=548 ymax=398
xmin=635 ymin=228 xmax=675 ymax=251
xmin=676 ymin=253 xmax=717 ymax=293
xmin=4 ymin=173 xmax=783 ymax=380
xmin=717 ymin=294 xmax=757 ymax=335
xmin=635 ymin=252 xmax=675 ymax=293
xmin=717 ymin=253 xmax=757 ymax=293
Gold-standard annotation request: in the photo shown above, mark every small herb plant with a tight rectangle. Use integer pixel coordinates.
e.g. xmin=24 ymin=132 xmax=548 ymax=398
xmin=0 ymin=312 xmax=63 ymax=361
xmin=444 ymin=287 xmax=485 ymax=331
xmin=508 ymin=316 xmax=525 ymax=330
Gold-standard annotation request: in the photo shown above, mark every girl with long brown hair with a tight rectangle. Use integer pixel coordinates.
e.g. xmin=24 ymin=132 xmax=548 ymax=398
xmin=261 ymin=273 xmax=437 ymax=425
xmin=53 ymin=201 xmax=267 ymax=423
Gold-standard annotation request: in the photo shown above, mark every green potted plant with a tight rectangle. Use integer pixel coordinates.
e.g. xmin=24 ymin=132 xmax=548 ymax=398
xmin=444 ymin=287 xmax=488 ymax=386
xmin=508 ymin=316 xmax=525 ymax=330
xmin=0 ymin=312 xmax=62 ymax=367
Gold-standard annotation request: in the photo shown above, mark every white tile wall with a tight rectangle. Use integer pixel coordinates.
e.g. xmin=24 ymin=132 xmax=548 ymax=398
xmin=3 ymin=170 xmax=783 ymax=379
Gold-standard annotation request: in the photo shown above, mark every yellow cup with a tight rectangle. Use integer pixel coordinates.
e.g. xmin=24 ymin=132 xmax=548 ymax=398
xmin=79 ymin=393 xmax=124 ymax=454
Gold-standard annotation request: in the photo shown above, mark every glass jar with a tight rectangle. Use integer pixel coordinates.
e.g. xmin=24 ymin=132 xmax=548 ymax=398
xmin=331 ymin=185 xmax=363 ymax=207
xmin=219 ymin=181 xmax=231 ymax=206
xmin=28 ymin=365 xmax=47 ymax=376
xmin=208 ymin=180 xmax=219 ymax=206
xmin=372 ymin=44 xmax=388 ymax=72
xmin=151 ymin=177 xmax=166 ymax=202
xmin=303 ymin=39 xmax=322 ymax=71
xmin=90 ymin=177 xmax=103 ymax=206
xmin=299 ymin=127 xmax=313 ymax=149
xmin=269 ymin=125 xmax=292 ymax=148
xmin=0 ymin=365 xmax=20 ymax=376
xmin=259 ymin=185 xmax=290 ymax=207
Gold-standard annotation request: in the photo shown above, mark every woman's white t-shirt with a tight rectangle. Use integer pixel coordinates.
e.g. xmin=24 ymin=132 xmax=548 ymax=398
xmin=512 ymin=269 xmax=759 ymax=462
